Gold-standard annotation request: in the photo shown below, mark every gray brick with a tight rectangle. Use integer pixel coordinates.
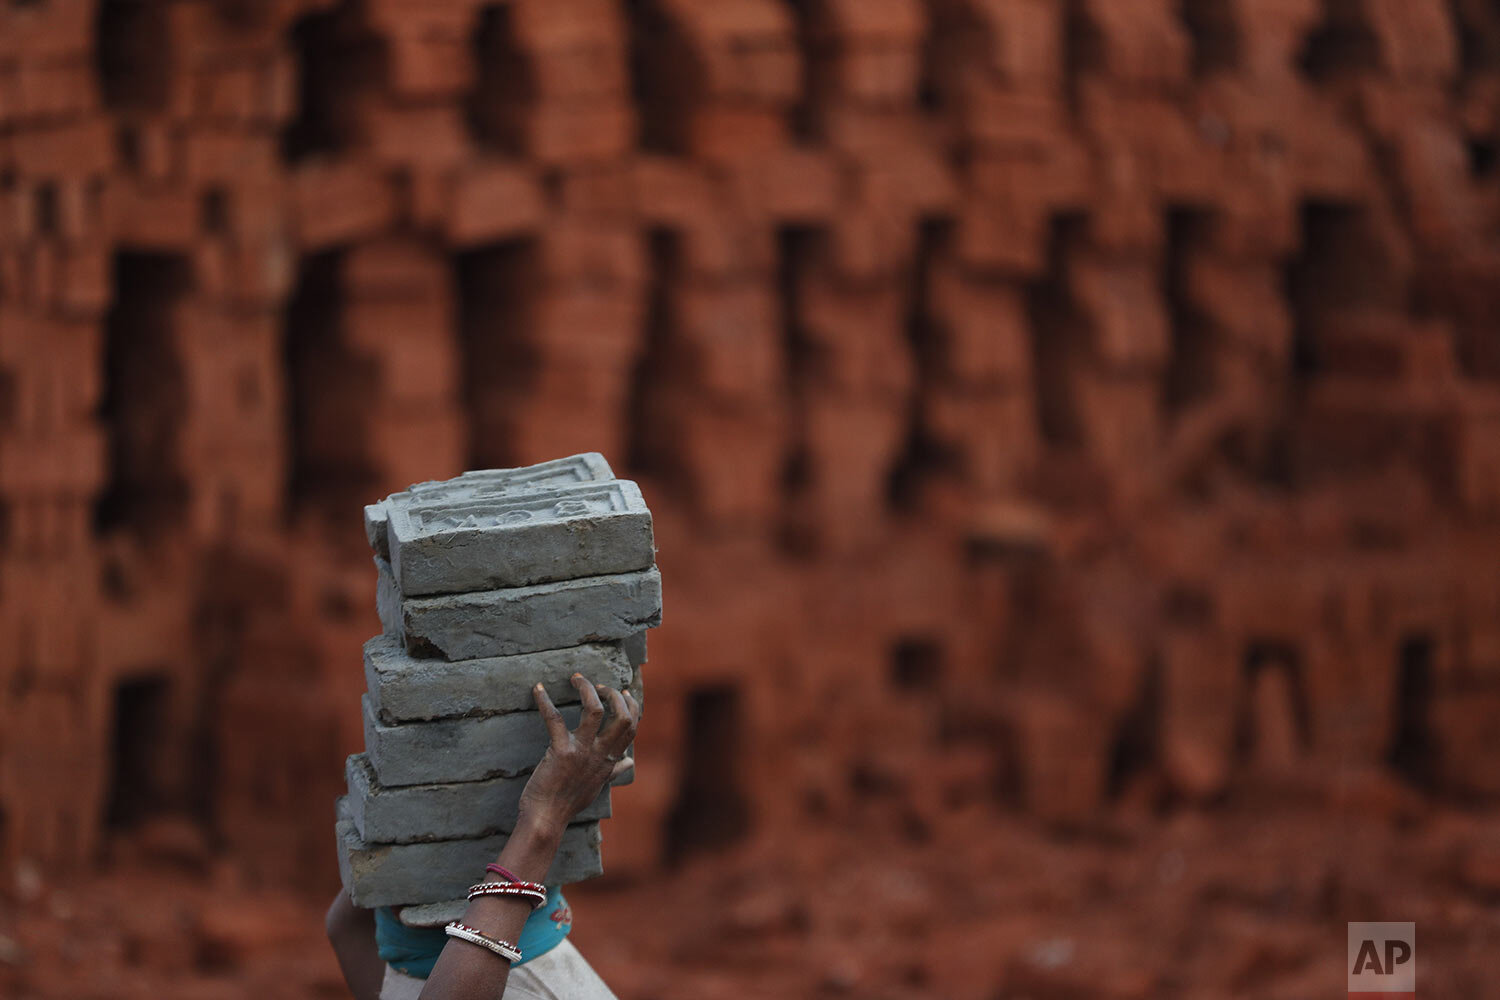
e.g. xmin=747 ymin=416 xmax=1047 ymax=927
xmin=609 ymin=667 xmax=643 ymax=788
xmin=365 ymin=504 xmax=391 ymax=561
xmin=345 ymin=753 xmax=610 ymax=844
xmin=365 ymin=454 xmax=615 ymax=564
xmin=376 ymin=556 xmax=401 ymax=638
xmin=387 ymin=480 xmax=655 ymax=597
xmin=623 ymin=631 xmax=648 ymax=667
xmin=627 ymin=663 xmax=644 ymax=709
xmin=363 ymin=694 xmax=570 ymax=786
xmin=394 ymin=455 xmax=614 ymax=506
xmin=379 ymin=564 xmax=662 ymax=660
xmin=397 ymin=900 xmax=468 ymax=927
xmin=611 ymin=746 xmax=635 ymax=787
xmin=366 ymin=452 xmax=612 ymax=554
xmin=364 ymin=634 xmax=633 ymax=724
xmin=335 ymin=797 xmax=602 ymax=907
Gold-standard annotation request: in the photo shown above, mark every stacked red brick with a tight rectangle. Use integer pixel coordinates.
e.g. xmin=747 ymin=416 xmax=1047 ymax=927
xmin=0 ymin=1 xmax=113 ymax=870
xmin=0 ymin=0 xmax=1496 ymax=893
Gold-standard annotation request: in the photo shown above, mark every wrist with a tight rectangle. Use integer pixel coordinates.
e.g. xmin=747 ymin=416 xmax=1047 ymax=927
xmin=492 ymin=812 xmax=566 ymax=885
xmin=513 ymin=808 xmax=567 ymax=846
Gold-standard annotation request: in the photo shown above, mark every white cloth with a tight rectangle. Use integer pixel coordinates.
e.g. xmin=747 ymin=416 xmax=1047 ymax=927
xmin=379 ymin=939 xmax=618 ymax=1000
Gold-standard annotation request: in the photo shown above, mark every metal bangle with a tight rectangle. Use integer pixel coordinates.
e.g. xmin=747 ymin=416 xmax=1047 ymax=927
xmin=445 ymin=922 xmax=522 ymax=963
xmin=467 ymin=881 xmax=547 ymax=909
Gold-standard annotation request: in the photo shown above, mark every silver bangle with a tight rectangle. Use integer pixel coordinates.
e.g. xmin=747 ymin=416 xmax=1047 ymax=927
xmin=445 ymin=922 xmax=522 ymax=964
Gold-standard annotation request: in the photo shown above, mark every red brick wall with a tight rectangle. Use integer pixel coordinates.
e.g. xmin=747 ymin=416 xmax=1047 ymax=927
xmin=2 ymin=0 xmax=1499 ymax=890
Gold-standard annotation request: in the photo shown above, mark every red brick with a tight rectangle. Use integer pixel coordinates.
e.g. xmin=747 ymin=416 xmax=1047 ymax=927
xmin=1067 ymin=254 xmax=1171 ymax=371
xmin=555 ymin=164 xmax=637 ymax=219
xmin=1182 ymin=256 xmax=1292 ymax=359
xmin=665 ymin=0 xmax=795 ymax=46
xmin=823 ymin=47 xmax=923 ymax=104
xmin=685 ymin=106 xmax=791 ymax=162
xmin=14 ymin=57 xmax=96 ymax=122
xmin=1073 ymin=368 xmax=1163 ymax=479
xmin=363 ymin=104 xmax=471 ymax=167
xmin=292 ymin=162 xmax=399 ymax=250
xmin=192 ymin=236 xmax=295 ymax=307
xmin=976 ymin=0 xmax=1064 ymax=87
xmin=181 ymin=127 xmax=279 ymax=183
xmin=520 ymin=100 xmax=636 ymax=166
xmin=112 ymin=187 xmax=198 ymax=250
xmin=820 ymin=103 xmax=931 ymax=156
xmin=801 ymin=391 xmax=907 ymax=548
xmin=1009 ymin=690 xmax=1111 ymax=825
xmin=632 ymin=157 xmax=717 ymax=227
xmin=679 ymin=212 xmax=776 ymax=279
xmin=505 ymin=393 xmax=632 ymax=469
xmin=0 ymin=428 xmax=104 ymax=495
xmin=967 ymin=145 xmax=1094 ymax=214
xmin=52 ymin=246 xmax=111 ymax=317
xmin=925 ymin=386 xmax=1039 ymax=492
xmin=530 ymin=290 xmax=645 ymax=357
xmin=953 ymin=195 xmax=1050 ymax=275
xmin=672 ymin=282 xmax=781 ymax=400
xmin=511 ymin=0 xmax=626 ymax=51
xmin=528 ymin=45 xmax=630 ymax=101
xmin=1079 ymin=0 xmax=1192 ymax=90
xmin=444 ymin=161 xmax=545 ymax=246
xmin=667 ymin=396 xmax=790 ymax=526
xmin=929 ymin=265 xmax=1033 ymax=386
xmin=828 ymin=209 xmax=914 ymax=280
xmin=796 ymin=279 xmax=914 ymax=394
xmin=854 ymin=146 xmax=958 ymax=216
xmin=0 ymin=1 xmax=93 ymax=59
xmin=342 ymin=240 xmax=449 ymax=299
xmin=385 ymin=33 xmax=475 ymax=99
xmin=118 ymin=122 xmax=178 ymax=183
xmin=1364 ymin=0 xmax=1459 ymax=82
xmin=537 ymin=222 xmax=645 ymax=287
xmin=727 ymin=148 xmax=842 ymax=223
xmin=10 ymin=119 xmax=113 ymax=176
xmin=372 ymin=406 xmax=469 ymax=490
xmin=364 ymin=0 xmax=474 ymax=39
xmin=191 ymin=62 xmax=271 ymax=124
xmin=1456 ymin=395 xmax=1500 ymax=516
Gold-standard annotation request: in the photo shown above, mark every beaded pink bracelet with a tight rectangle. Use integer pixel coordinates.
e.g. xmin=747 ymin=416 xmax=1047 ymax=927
xmin=485 ymin=863 xmax=521 ymax=883
xmin=467 ymin=880 xmax=547 ymax=909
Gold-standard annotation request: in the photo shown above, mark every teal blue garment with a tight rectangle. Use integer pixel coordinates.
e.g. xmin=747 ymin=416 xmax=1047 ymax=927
xmin=375 ymin=885 xmax=574 ymax=979
xmin=374 ymin=908 xmax=446 ymax=979
xmin=516 ymin=885 xmax=573 ymax=962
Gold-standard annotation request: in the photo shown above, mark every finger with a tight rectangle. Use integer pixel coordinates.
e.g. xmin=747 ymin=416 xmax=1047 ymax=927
xmin=622 ymin=690 xmax=641 ymax=724
xmin=533 ymin=683 xmax=569 ymax=747
xmin=572 ymin=674 xmax=605 ymax=741
xmin=609 ymin=757 xmax=635 ymax=782
xmin=596 ymin=685 xmax=632 ymax=751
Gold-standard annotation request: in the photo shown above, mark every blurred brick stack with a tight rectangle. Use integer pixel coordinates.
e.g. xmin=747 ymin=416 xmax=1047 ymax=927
xmin=0 ymin=0 xmax=1498 ymax=901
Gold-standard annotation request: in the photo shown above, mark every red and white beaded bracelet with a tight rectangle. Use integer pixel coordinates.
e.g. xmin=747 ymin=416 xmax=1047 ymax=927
xmin=467 ymin=880 xmax=547 ymax=908
xmin=444 ymin=922 xmax=522 ymax=963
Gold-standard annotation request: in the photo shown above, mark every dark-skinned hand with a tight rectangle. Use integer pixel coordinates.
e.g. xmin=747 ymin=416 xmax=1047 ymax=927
xmin=517 ymin=674 xmax=639 ymax=833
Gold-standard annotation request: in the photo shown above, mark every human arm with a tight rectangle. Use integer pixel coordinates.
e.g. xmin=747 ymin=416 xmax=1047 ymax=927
xmin=417 ymin=675 xmax=638 ymax=1000
xmin=326 ymin=888 xmax=386 ymax=1000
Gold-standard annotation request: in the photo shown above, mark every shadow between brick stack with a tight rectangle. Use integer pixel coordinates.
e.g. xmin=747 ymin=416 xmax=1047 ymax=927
xmin=335 ymin=453 xmax=660 ymax=915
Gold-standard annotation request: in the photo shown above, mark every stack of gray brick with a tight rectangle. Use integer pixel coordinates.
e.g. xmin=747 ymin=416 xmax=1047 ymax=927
xmin=336 ymin=454 xmax=660 ymax=910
